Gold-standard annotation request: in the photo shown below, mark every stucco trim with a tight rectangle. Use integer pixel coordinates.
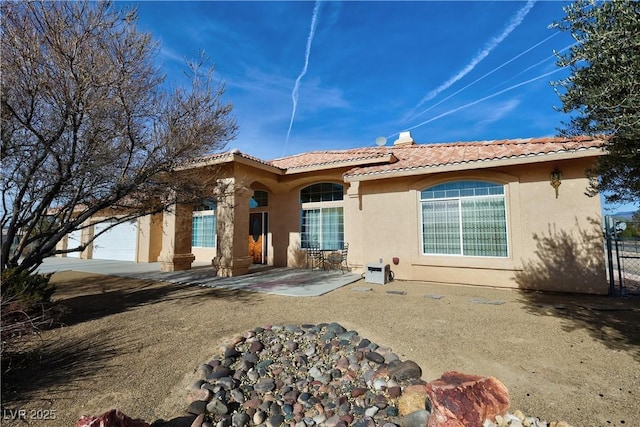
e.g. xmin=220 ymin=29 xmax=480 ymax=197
xmin=408 ymin=170 xmax=519 ymax=191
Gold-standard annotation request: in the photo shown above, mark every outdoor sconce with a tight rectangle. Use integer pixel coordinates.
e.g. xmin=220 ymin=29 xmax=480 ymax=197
xmin=550 ymin=168 xmax=562 ymax=198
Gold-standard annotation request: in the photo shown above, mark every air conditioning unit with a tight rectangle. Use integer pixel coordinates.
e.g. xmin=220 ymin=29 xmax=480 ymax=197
xmin=365 ymin=263 xmax=390 ymax=285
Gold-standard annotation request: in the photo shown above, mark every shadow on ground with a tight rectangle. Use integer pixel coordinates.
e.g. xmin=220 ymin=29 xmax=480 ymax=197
xmin=51 ymin=273 xmax=262 ymax=327
xmin=2 ymin=272 xmax=263 ymax=407
xmin=516 ymin=290 xmax=640 ymax=361
xmin=1 ymin=331 xmax=132 ymax=404
xmin=514 ymin=218 xmax=640 ymax=361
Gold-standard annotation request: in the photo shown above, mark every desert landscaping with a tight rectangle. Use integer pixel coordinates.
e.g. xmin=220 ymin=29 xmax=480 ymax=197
xmin=2 ymin=271 xmax=639 ymax=427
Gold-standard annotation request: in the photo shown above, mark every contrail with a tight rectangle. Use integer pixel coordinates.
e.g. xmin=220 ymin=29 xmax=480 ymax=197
xmin=416 ymin=0 xmax=537 ymax=108
xmin=488 ymin=42 xmax=576 ymax=91
xmin=404 ymin=31 xmax=560 ymax=124
xmin=283 ymin=0 xmax=322 ymax=156
xmin=387 ymin=67 xmax=565 ymax=139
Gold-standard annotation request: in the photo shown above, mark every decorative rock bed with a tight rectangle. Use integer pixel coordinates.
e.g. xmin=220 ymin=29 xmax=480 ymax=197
xmin=77 ymin=323 xmax=572 ymax=427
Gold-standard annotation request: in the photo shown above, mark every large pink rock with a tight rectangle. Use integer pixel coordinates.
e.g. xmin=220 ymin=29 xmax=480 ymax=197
xmin=76 ymin=409 xmax=150 ymax=427
xmin=426 ymin=371 xmax=510 ymax=427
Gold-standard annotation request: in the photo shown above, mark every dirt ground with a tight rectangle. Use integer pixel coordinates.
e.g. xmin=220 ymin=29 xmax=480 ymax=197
xmin=2 ymin=271 xmax=639 ymax=427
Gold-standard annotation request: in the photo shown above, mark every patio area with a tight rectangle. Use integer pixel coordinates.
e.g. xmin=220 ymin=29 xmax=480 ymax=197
xmin=36 ymin=257 xmax=362 ymax=297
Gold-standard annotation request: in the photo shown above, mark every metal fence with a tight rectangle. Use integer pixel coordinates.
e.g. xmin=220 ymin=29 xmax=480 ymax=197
xmin=604 ymin=216 xmax=640 ymax=296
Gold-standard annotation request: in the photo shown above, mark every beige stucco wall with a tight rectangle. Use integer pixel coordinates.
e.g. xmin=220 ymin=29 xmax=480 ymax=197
xmin=138 ymin=214 xmax=162 ymax=262
xmin=244 ymin=168 xmax=348 ymax=269
xmin=212 ymin=156 xmax=606 ymax=293
xmin=508 ymin=158 xmax=606 ymax=293
xmin=64 ymin=153 xmax=606 ymax=294
xmin=346 ymin=158 xmax=606 ymax=294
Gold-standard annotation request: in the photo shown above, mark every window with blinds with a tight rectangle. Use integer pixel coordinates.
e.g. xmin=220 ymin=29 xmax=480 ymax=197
xmin=192 ymin=200 xmax=216 ymax=248
xmin=300 ymin=183 xmax=345 ymax=250
xmin=420 ymin=181 xmax=508 ymax=257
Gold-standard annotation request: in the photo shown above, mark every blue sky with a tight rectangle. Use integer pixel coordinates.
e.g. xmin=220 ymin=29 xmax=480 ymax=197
xmin=124 ymin=0 xmax=637 ymax=214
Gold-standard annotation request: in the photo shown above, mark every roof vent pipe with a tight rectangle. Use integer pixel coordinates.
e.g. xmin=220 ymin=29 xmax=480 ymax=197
xmin=393 ymin=131 xmax=415 ymax=146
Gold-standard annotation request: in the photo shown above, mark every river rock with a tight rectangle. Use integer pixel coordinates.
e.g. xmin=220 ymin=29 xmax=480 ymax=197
xmin=187 ymin=400 xmax=208 ymax=415
xmin=231 ymin=412 xmax=250 ymax=427
xmin=398 ymin=391 xmax=428 ymax=416
xmin=400 ymin=410 xmax=431 ymax=427
xmin=389 ymin=360 xmax=422 ymax=382
xmin=364 ymin=351 xmax=385 ymax=364
xmin=206 ymin=399 xmax=228 ymax=415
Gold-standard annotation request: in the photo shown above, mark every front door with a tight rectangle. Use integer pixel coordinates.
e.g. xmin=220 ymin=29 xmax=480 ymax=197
xmin=249 ymin=212 xmax=268 ymax=264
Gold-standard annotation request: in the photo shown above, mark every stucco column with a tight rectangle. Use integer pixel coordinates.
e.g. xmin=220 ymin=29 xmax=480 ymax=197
xmin=213 ymin=178 xmax=253 ymax=277
xmin=158 ymin=203 xmax=195 ymax=271
xmin=344 ymin=181 xmax=363 ymax=272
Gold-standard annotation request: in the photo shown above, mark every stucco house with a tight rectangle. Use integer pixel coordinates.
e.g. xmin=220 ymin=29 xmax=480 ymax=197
xmin=59 ymin=133 xmax=608 ymax=294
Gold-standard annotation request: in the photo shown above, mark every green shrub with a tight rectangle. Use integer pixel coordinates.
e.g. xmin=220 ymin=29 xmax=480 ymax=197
xmin=1 ymin=268 xmax=56 ymax=308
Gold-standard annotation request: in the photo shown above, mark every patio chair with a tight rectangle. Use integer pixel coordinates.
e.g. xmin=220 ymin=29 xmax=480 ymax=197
xmin=326 ymin=243 xmax=349 ymax=273
xmin=306 ymin=243 xmax=325 ymax=270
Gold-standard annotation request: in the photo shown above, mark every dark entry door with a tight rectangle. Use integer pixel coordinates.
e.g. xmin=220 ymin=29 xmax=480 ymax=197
xmin=249 ymin=212 xmax=268 ymax=264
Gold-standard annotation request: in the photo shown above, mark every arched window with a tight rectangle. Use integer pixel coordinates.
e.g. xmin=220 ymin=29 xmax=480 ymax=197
xmin=420 ymin=181 xmax=507 ymax=257
xmin=300 ymin=183 xmax=344 ymax=250
xmin=300 ymin=183 xmax=344 ymax=203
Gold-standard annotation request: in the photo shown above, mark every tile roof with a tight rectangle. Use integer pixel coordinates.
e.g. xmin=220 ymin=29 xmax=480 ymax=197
xmin=341 ymin=136 xmax=605 ymax=179
xmin=268 ymin=150 xmax=396 ymax=171
xmin=185 ymin=136 xmax=605 ymax=178
xmin=187 ymin=149 xmax=274 ymax=168
xmin=180 ymin=148 xmax=281 ymax=173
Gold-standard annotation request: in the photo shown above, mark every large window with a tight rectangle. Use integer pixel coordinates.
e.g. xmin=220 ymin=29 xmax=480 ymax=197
xmin=192 ymin=200 xmax=216 ymax=248
xmin=300 ymin=183 xmax=344 ymax=250
xmin=420 ymin=181 xmax=508 ymax=257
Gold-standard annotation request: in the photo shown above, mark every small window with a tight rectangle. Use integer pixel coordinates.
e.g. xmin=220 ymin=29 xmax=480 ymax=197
xmin=194 ymin=199 xmax=217 ymax=211
xmin=300 ymin=183 xmax=344 ymax=203
xmin=250 ymin=190 xmax=268 ymax=208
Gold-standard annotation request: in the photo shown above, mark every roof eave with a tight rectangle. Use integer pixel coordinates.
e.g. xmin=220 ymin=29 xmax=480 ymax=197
xmin=176 ymin=153 xmax=285 ymax=175
xmin=281 ymin=153 xmax=396 ymax=175
xmin=344 ymin=147 xmax=605 ymax=182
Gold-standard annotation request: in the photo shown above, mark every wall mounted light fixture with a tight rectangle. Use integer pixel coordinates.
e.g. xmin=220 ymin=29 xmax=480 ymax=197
xmin=550 ymin=168 xmax=562 ymax=198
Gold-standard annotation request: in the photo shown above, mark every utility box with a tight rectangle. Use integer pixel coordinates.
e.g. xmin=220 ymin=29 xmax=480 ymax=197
xmin=365 ymin=263 xmax=390 ymax=285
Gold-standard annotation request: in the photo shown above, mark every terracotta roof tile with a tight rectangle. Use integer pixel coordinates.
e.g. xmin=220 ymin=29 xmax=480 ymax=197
xmin=342 ymin=136 xmax=605 ymax=178
xmin=184 ymin=149 xmax=278 ymax=169
xmin=268 ymin=149 xmax=393 ymax=170
xmin=185 ymin=136 xmax=605 ymax=177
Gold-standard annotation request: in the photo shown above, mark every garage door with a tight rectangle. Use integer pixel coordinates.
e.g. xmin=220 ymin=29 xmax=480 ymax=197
xmin=92 ymin=220 xmax=137 ymax=261
xmin=66 ymin=229 xmax=82 ymax=258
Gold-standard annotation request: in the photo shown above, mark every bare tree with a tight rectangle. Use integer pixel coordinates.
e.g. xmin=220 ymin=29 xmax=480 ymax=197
xmin=1 ymin=1 xmax=237 ymax=272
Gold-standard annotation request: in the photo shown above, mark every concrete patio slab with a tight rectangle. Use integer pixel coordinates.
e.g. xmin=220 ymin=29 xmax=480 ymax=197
xmin=36 ymin=257 xmax=362 ymax=297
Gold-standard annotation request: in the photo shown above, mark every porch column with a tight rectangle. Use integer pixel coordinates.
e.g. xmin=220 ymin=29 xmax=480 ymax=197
xmin=345 ymin=181 xmax=363 ymax=271
xmin=158 ymin=203 xmax=195 ymax=271
xmin=213 ymin=177 xmax=253 ymax=277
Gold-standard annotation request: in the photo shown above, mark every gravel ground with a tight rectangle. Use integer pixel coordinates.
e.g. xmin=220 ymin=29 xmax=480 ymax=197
xmin=2 ymin=271 xmax=639 ymax=427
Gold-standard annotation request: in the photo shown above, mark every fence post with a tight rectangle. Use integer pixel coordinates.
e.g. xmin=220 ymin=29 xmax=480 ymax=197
xmin=605 ymin=216 xmax=616 ymax=296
